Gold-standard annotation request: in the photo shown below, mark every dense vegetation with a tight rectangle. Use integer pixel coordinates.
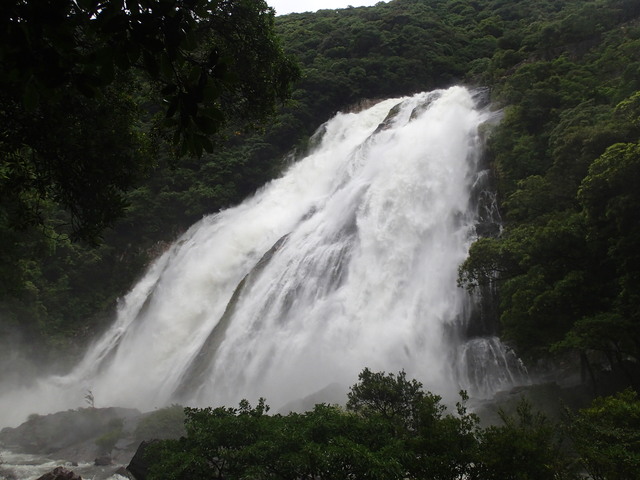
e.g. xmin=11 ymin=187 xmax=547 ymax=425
xmin=1 ymin=0 xmax=639 ymax=395
xmin=454 ymin=0 xmax=640 ymax=390
xmin=142 ymin=369 xmax=640 ymax=480
xmin=2 ymin=0 xmax=640 ymax=477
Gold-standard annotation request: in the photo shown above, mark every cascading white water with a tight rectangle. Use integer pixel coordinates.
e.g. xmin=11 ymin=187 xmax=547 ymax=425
xmin=0 ymin=86 xmax=526 ymax=428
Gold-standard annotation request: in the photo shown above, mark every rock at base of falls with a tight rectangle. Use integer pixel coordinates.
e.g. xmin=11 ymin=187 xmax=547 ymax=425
xmin=35 ymin=466 xmax=83 ymax=480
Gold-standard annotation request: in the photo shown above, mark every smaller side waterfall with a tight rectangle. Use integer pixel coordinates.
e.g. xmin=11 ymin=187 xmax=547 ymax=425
xmin=457 ymin=337 xmax=528 ymax=398
xmin=455 ymin=122 xmax=529 ymax=397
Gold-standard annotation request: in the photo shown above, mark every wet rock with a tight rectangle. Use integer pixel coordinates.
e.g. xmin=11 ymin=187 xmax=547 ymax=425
xmin=94 ymin=455 xmax=112 ymax=466
xmin=114 ymin=466 xmax=136 ymax=479
xmin=0 ymin=466 xmax=18 ymax=480
xmin=35 ymin=466 xmax=82 ymax=480
xmin=373 ymin=101 xmax=403 ymax=133
xmin=127 ymin=440 xmax=159 ymax=480
xmin=475 ymin=221 xmax=501 ymax=237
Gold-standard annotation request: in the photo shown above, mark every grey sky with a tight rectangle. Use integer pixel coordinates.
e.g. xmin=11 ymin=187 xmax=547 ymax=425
xmin=267 ymin=0 xmax=388 ymax=16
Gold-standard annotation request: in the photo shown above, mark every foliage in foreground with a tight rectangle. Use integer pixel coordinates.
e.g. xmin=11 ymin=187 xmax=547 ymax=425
xmin=564 ymin=389 xmax=640 ymax=480
xmin=143 ymin=370 xmax=640 ymax=480
xmin=0 ymin=0 xmax=299 ymax=240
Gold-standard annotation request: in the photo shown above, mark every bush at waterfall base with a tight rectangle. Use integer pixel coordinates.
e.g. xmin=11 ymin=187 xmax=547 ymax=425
xmin=134 ymin=405 xmax=186 ymax=443
xmin=564 ymin=389 xmax=640 ymax=480
xmin=141 ymin=370 xmax=636 ymax=480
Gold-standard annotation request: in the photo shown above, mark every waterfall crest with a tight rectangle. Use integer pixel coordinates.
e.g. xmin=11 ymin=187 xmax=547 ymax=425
xmin=0 ymin=86 xmax=526 ymax=427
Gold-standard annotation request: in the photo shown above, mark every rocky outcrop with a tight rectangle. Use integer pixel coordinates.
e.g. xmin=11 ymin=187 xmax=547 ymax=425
xmin=127 ymin=440 xmax=160 ymax=480
xmin=114 ymin=466 xmax=137 ymax=479
xmin=0 ymin=407 xmax=141 ymax=465
xmin=35 ymin=466 xmax=82 ymax=480
xmin=94 ymin=455 xmax=112 ymax=466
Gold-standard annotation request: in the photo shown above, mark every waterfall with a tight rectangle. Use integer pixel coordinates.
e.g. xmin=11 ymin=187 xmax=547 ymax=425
xmin=0 ymin=86 xmax=527 ymax=427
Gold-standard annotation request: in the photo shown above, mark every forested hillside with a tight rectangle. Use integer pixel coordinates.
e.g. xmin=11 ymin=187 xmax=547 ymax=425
xmin=2 ymin=0 xmax=639 ymax=395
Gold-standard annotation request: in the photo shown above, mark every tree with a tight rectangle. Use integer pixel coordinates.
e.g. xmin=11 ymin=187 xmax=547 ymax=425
xmin=347 ymin=369 xmax=480 ymax=480
xmin=0 ymin=81 xmax=153 ymax=241
xmin=145 ymin=398 xmax=404 ymax=480
xmin=476 ymin=399 xmax=578 ymax=480
xmin=1 ymin=0 xmax=299 ymax=151
xmin=579 ymin=141 xmax=640 ymax=321
xmin=563 ymin=139 xmax=640 ymax=380
xmin=346 ymin=368 xmax=427 ymax=432
xmin=408 ymin=391 xmax=480 ymax=480
xmin=0 ymin=0 xmax=299 ymax=240
xmin=564 ymin=389 xmax=640 ymax=480
xmin=143 ymin=370 xmax=483 ymax=480
xmin=145 ymin=399 xmax=274 ymax=480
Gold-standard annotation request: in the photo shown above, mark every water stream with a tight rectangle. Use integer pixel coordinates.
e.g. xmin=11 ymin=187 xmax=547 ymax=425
xmin=0 ymin=86 xmax=526 ymax=432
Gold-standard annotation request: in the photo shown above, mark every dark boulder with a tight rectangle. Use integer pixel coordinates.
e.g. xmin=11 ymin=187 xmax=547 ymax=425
xmin=127 ymin=440 xmax=159 ymax=480
xmin=114 ymin=466 xmax=136 ymax=479
xmin=35 ymin=466 xmax=82 ymax=480
xmin=94 ymin=455 xmax=112 ymax=466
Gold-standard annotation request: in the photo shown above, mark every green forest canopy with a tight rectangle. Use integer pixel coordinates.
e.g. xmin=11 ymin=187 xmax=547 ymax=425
xmin=1 ymin=0 xmax=639 ymax=397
